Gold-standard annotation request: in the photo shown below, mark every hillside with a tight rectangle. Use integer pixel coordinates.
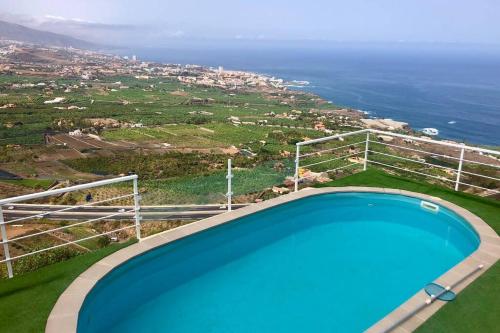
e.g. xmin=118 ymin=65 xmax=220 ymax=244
xmin=0 ymin=20 xmax=96 ymax=49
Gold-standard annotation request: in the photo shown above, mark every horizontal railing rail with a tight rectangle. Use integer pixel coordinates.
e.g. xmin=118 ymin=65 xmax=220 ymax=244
xmin=296 ymin=129 xmax=368 ymax=146
xmin=0 ymin=225 xmax=136 ymax=264
xmin=1 ymin=209 xmax=137 ymax=244
xmin=369 ymin=129 xmax=500 ymax=155
xmin=2 ymin=194 xmax=136 ymax=225
xmin=0 ymin=175 xmax=138 ymax=205
xmin=298 ymin=140 xmax=366 ymax=158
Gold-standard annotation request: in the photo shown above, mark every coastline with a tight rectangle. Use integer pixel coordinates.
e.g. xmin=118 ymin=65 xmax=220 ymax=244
xmin=128 ymin=45 xmax=500 ymax=146
xmin=172 ymin=64 xmax=436 ymax=142
xmin=243 ymin=72 xmax=498 ymax=147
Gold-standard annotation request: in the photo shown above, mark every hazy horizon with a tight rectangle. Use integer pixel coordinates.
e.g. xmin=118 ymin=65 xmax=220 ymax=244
xmin=1 ymin=0 xmax=499 ymax=48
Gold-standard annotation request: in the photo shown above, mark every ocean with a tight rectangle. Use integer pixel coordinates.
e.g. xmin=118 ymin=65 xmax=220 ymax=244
xmin=128 ymin=42 xmax=500 ymax=145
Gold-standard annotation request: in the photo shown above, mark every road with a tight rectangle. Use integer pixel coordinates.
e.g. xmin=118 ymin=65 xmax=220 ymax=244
xmin=3 ymin=203 xmax=250 ymax=222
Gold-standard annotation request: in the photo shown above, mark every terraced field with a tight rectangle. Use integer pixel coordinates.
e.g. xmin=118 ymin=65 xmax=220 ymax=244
xmin=0 ymin=75 xmax=324 ymax=145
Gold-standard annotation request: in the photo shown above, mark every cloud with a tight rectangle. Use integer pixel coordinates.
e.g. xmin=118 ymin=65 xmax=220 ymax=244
xmin=0 ymin=12 xmax=136 ymax=32
xmin=0 ymin=12 xmax=38 ymax=26
xmin=0 ymin=12 xmax=151 ymax=45
xmin=234 ymin=34 xmax=269 ymax=41
xmin=39 ymin=14 xmax=136 ymax=31
xmin=0 ymin=11 xmax=188 ymax=46
xmin=170 ymin=30 xmax=185 ymax=37
xmin=44 ymin=15 xmax=83 ymax=22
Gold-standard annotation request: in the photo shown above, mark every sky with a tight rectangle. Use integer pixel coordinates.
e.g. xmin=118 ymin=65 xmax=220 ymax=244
xmin=1 ymin=0 xmax=499 ymax=47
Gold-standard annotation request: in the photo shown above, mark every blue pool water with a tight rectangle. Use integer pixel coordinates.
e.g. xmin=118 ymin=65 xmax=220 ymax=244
xmin=78 ymin=193 xmax=480 ymax=333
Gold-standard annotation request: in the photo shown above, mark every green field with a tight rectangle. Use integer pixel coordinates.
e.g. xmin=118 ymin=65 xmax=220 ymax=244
xmin=102 ymin=123 xmax=322 ymax=151
xmin=142 ymin=159 xmax=293 ymax=204
xmin=0 ymin=178 xmax=54 ymax=189
xmin=0 ymin=75 xmax=327 ymax=145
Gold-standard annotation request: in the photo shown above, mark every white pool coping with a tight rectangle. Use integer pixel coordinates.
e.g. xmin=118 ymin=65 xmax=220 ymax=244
xmin=46 ymin=187 xmax=500 ymax=333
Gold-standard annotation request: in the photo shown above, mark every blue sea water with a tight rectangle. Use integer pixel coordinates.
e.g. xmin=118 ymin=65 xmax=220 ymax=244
xmin=78 ymin=193 xmax=479 ymax=333
xmin=128 ymin=43 xmax=500 ymax=145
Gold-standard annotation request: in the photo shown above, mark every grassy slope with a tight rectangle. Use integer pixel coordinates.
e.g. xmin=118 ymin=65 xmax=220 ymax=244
xmin=0 ymin=240 xmax=134 ymax=333
xmin=142 ymin=161 xmax=293 ymax=205
xmin=317 ymin=168 xmax=499 ymax=333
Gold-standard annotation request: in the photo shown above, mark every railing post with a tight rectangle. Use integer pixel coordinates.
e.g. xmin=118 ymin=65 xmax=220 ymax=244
xmin=0 ymin=207 xmax=14 ymax=278
xmin=294 ymin=144 xmax=300 ymax=192
xmin=363 ymin=131 xmax=370 ymax=171
xmin=226 ymin=159 xmax=233 ymax=212
xmin=455 ymin=145 xmax=465 ymax=191
xmin=132 ymin=177 xmax=142 ymax=240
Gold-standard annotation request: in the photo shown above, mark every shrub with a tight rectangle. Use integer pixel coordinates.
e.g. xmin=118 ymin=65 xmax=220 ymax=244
xmin=2 ymin=246 xmax=82 ymax=278
xmin=96 ymin=236 xmax=111 ymax=248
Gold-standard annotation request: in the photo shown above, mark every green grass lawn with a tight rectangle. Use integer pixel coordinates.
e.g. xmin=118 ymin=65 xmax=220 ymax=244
xmin=0 ymin=240 xmax=134 ymax=333
xmin=317 ymin=168 xmax=499 ymax=333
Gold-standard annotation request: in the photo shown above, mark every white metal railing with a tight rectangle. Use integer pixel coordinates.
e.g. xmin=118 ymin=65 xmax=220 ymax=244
xmin=0 ymin=162 xmax=249 ymax=278
xmin=226 ymin=158 xmax=233 ymax=212
xmin=295 ymin=129 xmax=500 ymax=195
xmin=0 ymin=175 xmax=141 ymax=278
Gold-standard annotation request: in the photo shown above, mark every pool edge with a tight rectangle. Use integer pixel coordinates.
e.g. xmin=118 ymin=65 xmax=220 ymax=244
xmin=45 ymin=187 xmax=500 ymax=333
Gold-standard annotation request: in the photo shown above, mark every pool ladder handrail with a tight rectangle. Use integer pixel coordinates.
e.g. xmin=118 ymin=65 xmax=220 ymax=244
xmin=381 ymin=264 xmax=484 ymax=333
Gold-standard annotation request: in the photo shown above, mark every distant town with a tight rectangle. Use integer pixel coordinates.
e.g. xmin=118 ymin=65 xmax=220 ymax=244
xmin=1 ymin=41 xmax=285 ymax=90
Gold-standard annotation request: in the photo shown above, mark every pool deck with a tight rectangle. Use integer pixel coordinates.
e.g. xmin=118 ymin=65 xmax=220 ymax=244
xmin=46 ymin=187 xmax=500 ymax=333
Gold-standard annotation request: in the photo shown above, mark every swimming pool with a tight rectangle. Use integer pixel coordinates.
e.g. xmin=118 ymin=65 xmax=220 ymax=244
xmin=77 ymin=192 xmax=480 ymax=333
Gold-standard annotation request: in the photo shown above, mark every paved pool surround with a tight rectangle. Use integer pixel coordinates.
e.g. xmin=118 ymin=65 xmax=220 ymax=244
xmin=46 ymin=187 xmax=500 ymax=333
